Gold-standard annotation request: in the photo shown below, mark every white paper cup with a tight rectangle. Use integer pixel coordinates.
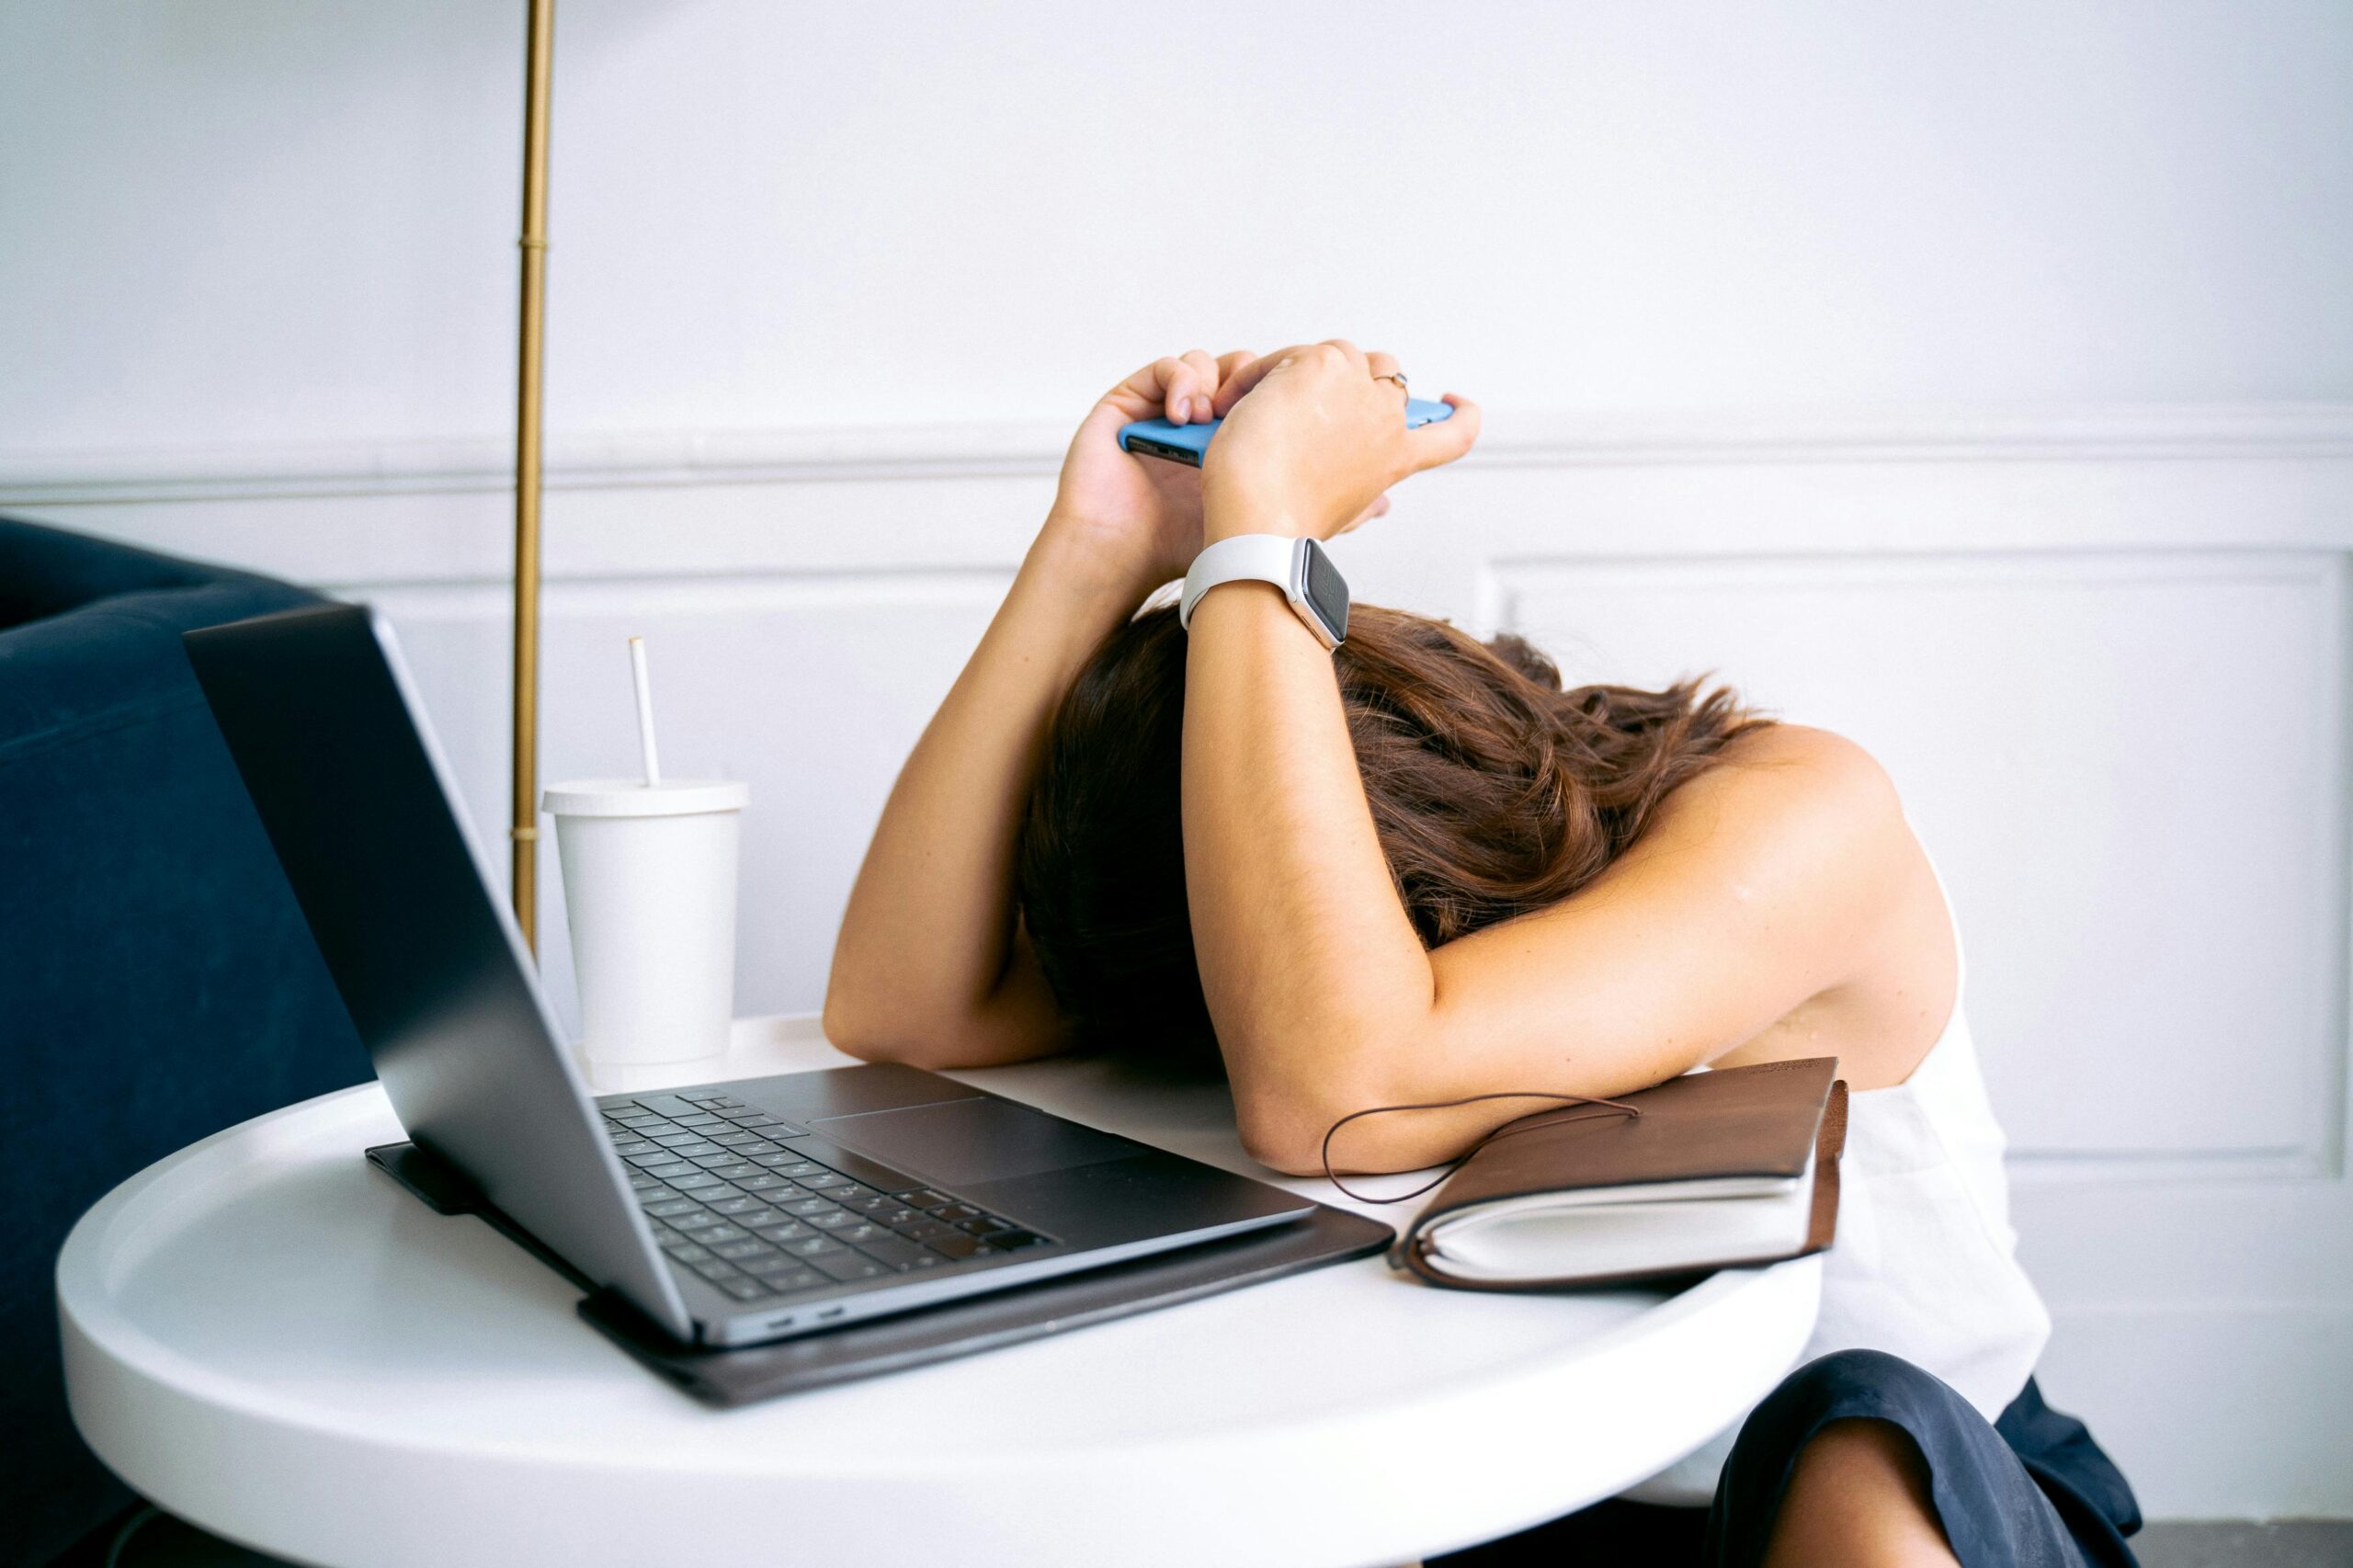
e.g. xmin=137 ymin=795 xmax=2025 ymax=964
xmin=543 ymin=778 xmax=749 ymax=1091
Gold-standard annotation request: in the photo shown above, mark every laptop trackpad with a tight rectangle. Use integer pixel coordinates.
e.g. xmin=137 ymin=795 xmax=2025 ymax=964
xmin=808 ymin=1097 xmax=1141 ymax=1186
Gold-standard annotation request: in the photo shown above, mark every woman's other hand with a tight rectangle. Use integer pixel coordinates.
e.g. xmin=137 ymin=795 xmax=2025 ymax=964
xmin=1048 ymin=349 xmax=1255 ymax=596
xmin=1200 ymin=340 xmax=1481 ymax=544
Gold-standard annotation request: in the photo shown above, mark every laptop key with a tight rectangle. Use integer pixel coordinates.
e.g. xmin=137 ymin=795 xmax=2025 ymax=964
xmin=631 ymin=1094 xmax=709 ymax=1119
xmin=718 ymin=1278 xmax=771 ymax=1301
xmin=836 ymin=1223 xmax=891 ymax=1246
xmin=729 ymin=1112 xmax=812 ymax=1135
xmin=712 ymin=1240 xmax=770 ymax=1261
xmin=643 ymin=1199 xmax=704 ymax=1220
xmin=765 ymin=1267 xmax=829 ymax=1292
xmin=782 ymin=1197 xmax=839 ymax=1219
xmin=784 ymin=1236 xmax=847 ymax=1258
xmin=875 ymin=1206 xmax=923 ymax=1228
xmin=931 ymin=1203 xmax=982 ymax=1223
xmin=807 ymin=1210 xmax=858 ymax=1231
xmin=960 ymin=1215 xmax=1014 ymax=1235
xmin=734 ymin=1174 xmax=790 ymax=1192
xmin=848 ymin=1233 xmax=929 ymax=1270
xmin=926 ymin=1233 xmax=986 ymax=1259
xmin=706 ymin=1194 xmax=767 ymax=1216
xmin=626 ymin=1173 xmax=662 ymax=1191
xmin=688 ymin=1257 xmax=740 ymax=1281
xmin=662 ymin=1242 xmax=712 ymax=1262
xmin=695 ymin=1222 xmax=750 ymax=1244
xmin=807 ymin=1251 xmax=890 ymax=1283
xmin=710 ymin=1131 xmax=764 ymax=1149
xmin=987 ymin=1229 xmax=1050 ymax=1250
xmin=667 ymin=1172 xmax=723 ymax=1190
xmin=737 ymin=1252 xmax=800 ymax=1276
xmin=904 ymin=1189 xmax=953 ymax=1210
xmin=753 ymin=1221 xmax=812 ymax=1244
xmin=899 ymin=1219 xmax=960 ymax=1243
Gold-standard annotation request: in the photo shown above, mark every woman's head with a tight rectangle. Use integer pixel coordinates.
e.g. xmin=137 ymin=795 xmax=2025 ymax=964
xmin=1017 ymin=603 xmax=1768 ymax=1069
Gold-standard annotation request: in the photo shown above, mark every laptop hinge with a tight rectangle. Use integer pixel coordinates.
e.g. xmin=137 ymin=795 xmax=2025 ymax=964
xmin=366 ymin=1141 xmax=599 ymax=1295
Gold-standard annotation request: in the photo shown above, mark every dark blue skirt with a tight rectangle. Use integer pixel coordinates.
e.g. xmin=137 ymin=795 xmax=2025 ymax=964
xmin=1438 ymin=1349 xmax=2143 ymax=1567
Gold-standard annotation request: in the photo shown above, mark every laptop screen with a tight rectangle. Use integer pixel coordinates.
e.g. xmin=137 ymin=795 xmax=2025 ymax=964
xmin=184 ymin=602 xmax=689 ymax=1334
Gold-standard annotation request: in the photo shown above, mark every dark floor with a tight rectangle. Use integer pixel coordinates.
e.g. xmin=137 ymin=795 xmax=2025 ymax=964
xmin=71 ymin=1508 xmax=2353 ymax=1565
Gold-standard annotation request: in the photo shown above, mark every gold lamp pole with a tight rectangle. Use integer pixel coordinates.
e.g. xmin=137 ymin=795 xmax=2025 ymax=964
xmin=511 ymin=0 xmax=555 ymax=950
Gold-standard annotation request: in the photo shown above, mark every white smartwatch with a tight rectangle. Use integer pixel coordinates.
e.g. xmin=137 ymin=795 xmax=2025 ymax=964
xmin=1178 ymin=535 xmax=1350 ymax=649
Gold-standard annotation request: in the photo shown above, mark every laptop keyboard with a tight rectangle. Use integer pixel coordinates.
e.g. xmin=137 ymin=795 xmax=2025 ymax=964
xmin=598 ymin=1090 xmax=1053 ymax=1304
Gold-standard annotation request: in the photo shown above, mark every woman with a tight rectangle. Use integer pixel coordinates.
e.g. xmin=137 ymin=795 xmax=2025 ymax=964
xmin=825 ymin=344 xmax=2142 ymax=1567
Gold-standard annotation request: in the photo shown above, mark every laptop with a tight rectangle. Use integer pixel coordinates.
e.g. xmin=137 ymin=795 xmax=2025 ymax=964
xmin=184 ymin=602 xmax=1313 ymax=1349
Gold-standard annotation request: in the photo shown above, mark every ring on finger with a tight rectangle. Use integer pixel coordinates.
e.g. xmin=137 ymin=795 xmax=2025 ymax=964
xmin=1373 ymin=371 xmax=1408 ymax=391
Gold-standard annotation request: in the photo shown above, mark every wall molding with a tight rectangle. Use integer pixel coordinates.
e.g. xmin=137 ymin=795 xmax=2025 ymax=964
xmin=6 ymin=403 xmax=2352 ymax=508
xmin=1488 ymin=546 xmax=2353 ymax=1186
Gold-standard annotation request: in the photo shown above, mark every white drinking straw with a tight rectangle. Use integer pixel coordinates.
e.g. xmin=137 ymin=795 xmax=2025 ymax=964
xmin=628 ymin=635 xmax=663 ymax=787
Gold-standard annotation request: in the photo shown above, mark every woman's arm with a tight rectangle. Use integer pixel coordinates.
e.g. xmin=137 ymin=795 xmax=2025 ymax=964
xmin=824 ymin=351 xmax=1259 ymax=1067
xmin=1184 ymin=343 xmax=1921 ymax=1172
xmin=823 ymin=534 xmax=1139 ymax=1067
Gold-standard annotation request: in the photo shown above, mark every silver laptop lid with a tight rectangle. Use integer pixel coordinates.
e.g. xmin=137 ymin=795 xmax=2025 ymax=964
xmin=185 ymin=602 xmax=694 ymax=1338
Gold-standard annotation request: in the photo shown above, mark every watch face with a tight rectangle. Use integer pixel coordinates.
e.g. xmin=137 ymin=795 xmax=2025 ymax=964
xmin=1300 ymin=539 xmax=1350 ymax=643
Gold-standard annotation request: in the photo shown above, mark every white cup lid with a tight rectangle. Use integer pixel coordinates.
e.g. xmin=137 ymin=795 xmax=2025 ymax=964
xmin=541 ymin=778 xmax=749 ymax=818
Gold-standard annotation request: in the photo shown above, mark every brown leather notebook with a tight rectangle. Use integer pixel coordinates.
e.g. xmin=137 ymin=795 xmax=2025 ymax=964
xmin=1395 ymin=1057 xmax=1847 ymax=1291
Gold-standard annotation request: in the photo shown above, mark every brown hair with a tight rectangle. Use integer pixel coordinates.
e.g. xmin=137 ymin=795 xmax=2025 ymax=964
xmin=1017 ymin=603 xmax=1770 ymax=1068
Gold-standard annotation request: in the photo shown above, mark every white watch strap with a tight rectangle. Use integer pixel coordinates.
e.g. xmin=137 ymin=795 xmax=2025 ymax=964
xmin=1179 ymin=535 xmax=1302 ymax=631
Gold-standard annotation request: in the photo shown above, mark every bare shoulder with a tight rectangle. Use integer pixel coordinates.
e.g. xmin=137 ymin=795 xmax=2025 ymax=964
xmin=1718 ymin=722 xmax=1896 ymax=799
xmin=1678 ymin=725 xmax=1957 ymax=1079
xmin=1432 ymin=720 xmax=1943 ymax=1096
xmin=1582 ymin=722 xmax=1922 ymax=989
xmin=1632 ymin=722 xmax=1906 ymax=874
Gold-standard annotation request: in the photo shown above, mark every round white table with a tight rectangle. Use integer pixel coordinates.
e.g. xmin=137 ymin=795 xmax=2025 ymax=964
xmin=59 ymin=1016 xmax=1820 ymax=1568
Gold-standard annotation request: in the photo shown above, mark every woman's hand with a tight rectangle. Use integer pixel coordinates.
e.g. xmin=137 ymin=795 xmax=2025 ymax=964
xmin=1047 ymin=349 xmax=1257 ymax=596
xmin=1200 ymin=340 xmax=1481 ymax=544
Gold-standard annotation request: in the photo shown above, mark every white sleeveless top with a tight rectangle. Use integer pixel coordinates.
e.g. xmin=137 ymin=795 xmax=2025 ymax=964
xmin=1621 ymin=836 xmax=2052 ymax=1506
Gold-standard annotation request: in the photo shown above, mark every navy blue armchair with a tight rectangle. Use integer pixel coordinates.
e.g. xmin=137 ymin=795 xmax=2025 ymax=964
xmin=0 ymin=516 xmax=370 ymax=1564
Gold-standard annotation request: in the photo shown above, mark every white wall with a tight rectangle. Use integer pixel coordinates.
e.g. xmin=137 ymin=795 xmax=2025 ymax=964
xmin=6 ymin=0 xmax=2353 ymax=1523
xmin=6 ymin=0 xmax=2352 ymax=454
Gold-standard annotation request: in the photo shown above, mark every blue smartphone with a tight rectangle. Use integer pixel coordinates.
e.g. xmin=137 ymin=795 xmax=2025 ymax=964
xmin=1119 ymin=397 xmax=1454 ymax=467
